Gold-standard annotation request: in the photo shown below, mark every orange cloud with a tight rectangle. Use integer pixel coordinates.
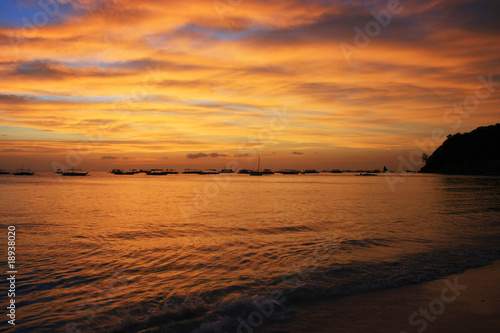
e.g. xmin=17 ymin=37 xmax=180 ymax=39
xmin=1 ymin=0 xmax=499 ymax=170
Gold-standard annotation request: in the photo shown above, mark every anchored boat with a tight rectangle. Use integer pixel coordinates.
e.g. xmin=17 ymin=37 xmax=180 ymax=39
xmin=110 ymin=169 xmax=139 ymax=175
xmin=249 ymin=157 xmax=263 ymax=176
xmin=13 ymin=166 xmax=35 ymax=175
xmin=62 ymin=168 xmax=88 ymax=176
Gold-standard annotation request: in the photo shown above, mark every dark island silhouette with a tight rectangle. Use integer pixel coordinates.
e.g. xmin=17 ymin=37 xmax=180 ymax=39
xmin=420 ymin=123 xmax=500 ymax=175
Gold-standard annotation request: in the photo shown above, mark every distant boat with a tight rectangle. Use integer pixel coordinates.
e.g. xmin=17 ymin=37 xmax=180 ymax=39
xmin=250 ymin=157 xmax=263 ymax=176
xmin=62 ymin=168 xmax=88 ymax=176
xmin=356 ymin=173 xmax=378 ymax=176
xmin=200 ymin=169 xmax=219 ymax=175
xmin=110 ymin=169 xmax=139 ymax=175
xmin=141 ymin=168 xmax=177 ymax=174
xmin=55 ymin=168 xmax=63 ymax=174
xmin=383 ymin=166 xmax=388 ymax=172
xmin=0 ymin=169 xmax=10 ymax=174
xmin=277 ymin=169 xmax=300 ymax=174
xmin=13 ymin=166 xmax=35 ymax=175
xmin=330 ymin=169 xmax=343 ymax=173
xmin=262 ymin=169 xmax=274 ymax=175
xmin=303 ymin=169 xmax=319 ymax=174
xmin=236 ymin=169 xmax=251 ymax=174
xmin=145 ymin=169 xmax=168 ymax=175
xmin=220 ymin=168 xmax=235 ymax=173
xmin=183 ymin=168 xmax=203 ymax=174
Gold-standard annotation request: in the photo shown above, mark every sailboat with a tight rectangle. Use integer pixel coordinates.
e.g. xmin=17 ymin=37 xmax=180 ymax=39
xmin=13 ymin=166 xmax=35 ymax=175
xmin=249 ymin=157 xmax=263 ymax=176
xmin=383 ymin=166 xmax=388 ymax=172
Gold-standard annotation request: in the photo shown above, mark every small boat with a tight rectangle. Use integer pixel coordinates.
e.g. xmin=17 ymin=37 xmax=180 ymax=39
xmin=277 ymin=169 xmax=300 ymax=174
xmin=250 ymin=157 xmax=263 ymax=176
xmin=330 ymin=169 xmax=343 ymax=173
xmin=55 ymin=168 xmax=63 ymax=174
xmin=262 ymin=169 xmax=274 ymax=175
xmin=13 ymin=166 xmax=35 ymax=175
xmin=183 ymin=168 xmax=203 ymax=174
xmin=146 ymin=169 xmax=168 ymax=175
xmin=356 ymin=173 xmax=378 ymax=176
xmin=62 ymin=168 xmax=88 ymax=176
xmin=200 ymin=169 xmax=219 ymax=175
xmin=164 ymin=169 xmax=179 ymax=174
xmin=220 ymin=168 xmax=235 ymax=173
xmin=0 ymin=169 xmax=10 ymax=174
xmin=383 ymin=166 xmax=388 ymax=173
xmin=303 ymin=169 xmax=319 ymax=174
xmin=110 ymin=169 xmax=139 ymax=175
xmin=236 ymin=169 xmax=251 ymax=174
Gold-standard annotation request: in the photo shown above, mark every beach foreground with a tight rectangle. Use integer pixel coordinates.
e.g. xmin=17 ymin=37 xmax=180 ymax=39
xmin=261 ymin=261 xmax=500 ymax=333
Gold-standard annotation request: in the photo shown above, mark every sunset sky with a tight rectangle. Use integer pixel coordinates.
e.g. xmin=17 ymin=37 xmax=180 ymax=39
xmin=1 ymin=0 xmax=499 ymax=170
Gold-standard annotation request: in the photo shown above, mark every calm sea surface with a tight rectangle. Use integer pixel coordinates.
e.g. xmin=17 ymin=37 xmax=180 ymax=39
xmin=1 ymin=172 xmax=499 ymax=332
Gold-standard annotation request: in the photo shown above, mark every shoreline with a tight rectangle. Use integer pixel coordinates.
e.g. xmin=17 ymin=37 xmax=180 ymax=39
xmin=261 ymin=261 xmax=500 ymax=333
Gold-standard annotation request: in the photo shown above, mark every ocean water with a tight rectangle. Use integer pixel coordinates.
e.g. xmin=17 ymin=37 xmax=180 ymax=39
xmin=1 ymin=172 xmax=499 ymax=332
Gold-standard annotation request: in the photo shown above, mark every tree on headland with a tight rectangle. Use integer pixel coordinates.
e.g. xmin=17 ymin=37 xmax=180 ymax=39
xmin=420 ymin=123 xmax=500 ymax=175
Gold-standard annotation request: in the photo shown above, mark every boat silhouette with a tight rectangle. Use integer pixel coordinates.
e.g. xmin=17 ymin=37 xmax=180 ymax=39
xmin=62 ymin=168 xmax=88 ymax=176
xmin=110 ymin=169 xmax=139 ymax=175
xmin=200 ymin=169 xmax=219 ymax=175
xmin=13 ymin=166 xmax=35 ymax=175
xmin=183 ymin=168 xmax=203 ymax=174
xmin=250 ymin=157 xmax=263 ymax=176
xmin=145 ymin=169 xmax=169 ymax=175
xmin=277 ymin=169 xmax=300 ymax=174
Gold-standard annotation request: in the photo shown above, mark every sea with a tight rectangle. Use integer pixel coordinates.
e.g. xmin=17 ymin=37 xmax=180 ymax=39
xmin=1 ymin=172 xmax=499 ymax=332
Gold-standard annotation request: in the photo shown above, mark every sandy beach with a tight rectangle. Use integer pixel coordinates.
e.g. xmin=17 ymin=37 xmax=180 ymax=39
xmin=261 ymin=261 xmax=500 ymax=333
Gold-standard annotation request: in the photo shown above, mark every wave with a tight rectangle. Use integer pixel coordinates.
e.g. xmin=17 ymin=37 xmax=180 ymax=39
xmin=106 ymin=224 xmax=315 ymax=241
xmin=92 ymin=246 xmax=499 ymax=333
xmin=338 ymin=237 xmax=395 ymax=249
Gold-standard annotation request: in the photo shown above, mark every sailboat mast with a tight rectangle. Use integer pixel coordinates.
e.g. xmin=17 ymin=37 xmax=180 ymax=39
xmin=258 ymin=156 xmax=260 ymax=172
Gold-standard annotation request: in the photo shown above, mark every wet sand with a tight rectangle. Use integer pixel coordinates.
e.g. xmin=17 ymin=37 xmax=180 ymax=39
xmin=261 ymin=261 xmax=500 ymax=333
